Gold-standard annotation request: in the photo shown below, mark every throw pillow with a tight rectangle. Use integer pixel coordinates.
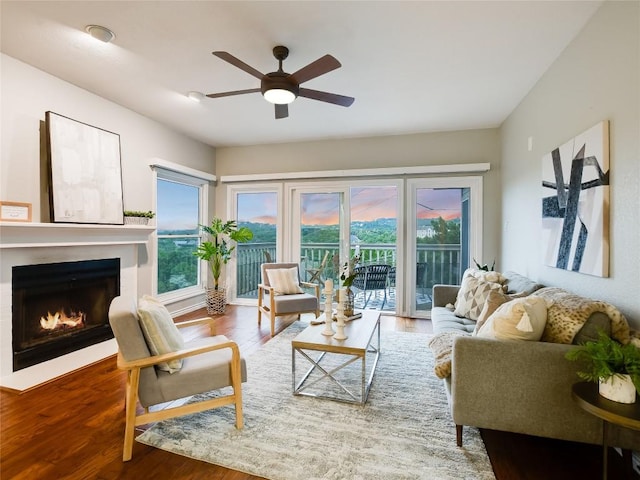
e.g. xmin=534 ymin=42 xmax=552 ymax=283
xmin=473 ymin=290 xmax=529 ymax=335
xmin=476 ymin=296 xmax=548 ymax=341
xmin=137 ymin=295 xmax=185 ymax=373
xmin=266 ymin=267 xmax=304 ymax=295
xmin=454 ymin=276 xmax=505 ymax=321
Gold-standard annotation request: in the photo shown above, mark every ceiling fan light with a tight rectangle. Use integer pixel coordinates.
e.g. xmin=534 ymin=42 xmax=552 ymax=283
xmin=263 ymin=88 xmax=296 ymax=105
xmin=85 ymin=25 xmax=115 ymax=43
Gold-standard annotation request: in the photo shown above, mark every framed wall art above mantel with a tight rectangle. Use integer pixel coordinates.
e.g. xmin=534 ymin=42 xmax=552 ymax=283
xmin=45 ymin=111 xmax=124 ymax=225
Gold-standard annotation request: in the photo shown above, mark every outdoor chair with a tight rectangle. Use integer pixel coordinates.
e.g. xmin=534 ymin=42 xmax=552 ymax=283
xmin=305 ymin=251 xmax=330 ymax=284
xmin=109 ymin=295 xmax=246 ymax=461
xmin=258 ymin=263 xmax=321 ymax=336
xmin=416 ymin=262 xmax=432 ymax=303
xmin=352 ymin=264 xmax=391 ymax=310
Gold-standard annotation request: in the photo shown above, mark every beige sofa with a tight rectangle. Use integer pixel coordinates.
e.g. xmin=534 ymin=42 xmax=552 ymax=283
xmin=431 ymin=271 xmax=640 ymax=451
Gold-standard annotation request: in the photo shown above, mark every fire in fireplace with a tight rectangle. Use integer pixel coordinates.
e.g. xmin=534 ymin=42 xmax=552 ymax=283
xmin=12 ymin=258 xmax=120 ymax=371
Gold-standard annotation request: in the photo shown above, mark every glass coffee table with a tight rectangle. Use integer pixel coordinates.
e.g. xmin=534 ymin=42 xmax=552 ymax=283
xmin=291 ymin=310 xmax=380 ymax=405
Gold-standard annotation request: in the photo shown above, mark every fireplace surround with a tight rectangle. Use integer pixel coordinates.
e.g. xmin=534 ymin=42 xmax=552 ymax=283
xmin=12 ymin=258 xmax=120 ymax=371
xmin=0 ymin=222 xmax=153 ymax=391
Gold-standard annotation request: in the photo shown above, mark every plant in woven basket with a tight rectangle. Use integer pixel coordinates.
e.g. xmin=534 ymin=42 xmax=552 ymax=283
xmin=193 ymin=218 xmax=253 ymax=290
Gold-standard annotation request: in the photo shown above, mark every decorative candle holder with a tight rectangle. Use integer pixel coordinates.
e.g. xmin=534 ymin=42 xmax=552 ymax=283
xmin=321 ymin=280 xmax=335 ymax=336
xmin=333 ymin=288 xmax=348 ymax=340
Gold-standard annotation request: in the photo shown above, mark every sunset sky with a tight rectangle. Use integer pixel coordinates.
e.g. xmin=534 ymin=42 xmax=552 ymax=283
xmin=157 ymin=179 xmax=200 ymax=231
xmin=235 ymin=187 xmax=462 ymax=226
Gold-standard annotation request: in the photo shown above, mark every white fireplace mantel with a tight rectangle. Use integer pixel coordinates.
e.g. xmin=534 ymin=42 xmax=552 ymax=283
xmin=0 ymin=222 xmax=155 ymax=248
xmin=0 ymin=222 xmax=154 ymax=392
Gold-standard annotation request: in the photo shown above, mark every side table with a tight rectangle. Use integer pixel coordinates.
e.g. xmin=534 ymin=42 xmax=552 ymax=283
xmin=572 ymin=381 xmax=640 ymax=480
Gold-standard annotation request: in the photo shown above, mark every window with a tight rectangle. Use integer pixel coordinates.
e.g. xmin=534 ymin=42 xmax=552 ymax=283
xmin=154 ymin=164 xmax=213 ymax=300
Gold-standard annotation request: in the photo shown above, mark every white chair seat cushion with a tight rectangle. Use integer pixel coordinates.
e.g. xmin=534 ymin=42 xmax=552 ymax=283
xmin=137 ymin=295 xmax=185 ymax=373
xmin=153 ymin=335 xmax=247 ymax=404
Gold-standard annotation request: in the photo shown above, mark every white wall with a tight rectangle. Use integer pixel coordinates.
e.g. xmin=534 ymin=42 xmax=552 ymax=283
xmin=216 ymin=128 xmax=503 ymax=265
xmin=0 ymin=54 xmax=216 ymax=297
xmin=501 ymin=1 xmax=640 ymax=327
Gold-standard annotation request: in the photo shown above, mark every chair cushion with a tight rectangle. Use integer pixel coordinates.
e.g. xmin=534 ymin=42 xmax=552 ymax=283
xmin=274 ymin=293 xmax=318 ymax=314
xmin=153 ymin=335 xmax=247 ymax=405
xmin=267 ymin=267 xmax=304 ymax=295
xmin=137 ymin=295 xmax=185 ymax=373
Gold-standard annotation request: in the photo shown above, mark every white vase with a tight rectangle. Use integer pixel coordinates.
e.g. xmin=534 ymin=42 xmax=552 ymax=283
xmin=599 ymin=374 xmax=637 ymax=403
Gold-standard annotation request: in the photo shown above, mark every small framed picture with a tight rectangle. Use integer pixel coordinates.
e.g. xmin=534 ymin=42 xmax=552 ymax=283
xmin=0 ymin=201 xmax=32 ymax=222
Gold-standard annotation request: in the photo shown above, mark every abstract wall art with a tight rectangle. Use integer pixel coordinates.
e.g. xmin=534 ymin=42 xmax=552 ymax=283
xmin=45 ymin=111 xmax=124 ymax=224
xmin=541 ymin=121 xmax=609 ymax=277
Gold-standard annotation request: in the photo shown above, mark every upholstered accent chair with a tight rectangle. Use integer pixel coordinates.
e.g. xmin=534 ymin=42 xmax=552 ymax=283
xmin=108 ymin=295 xmax=246 ymax=461
xmin=258 ymin=263 xmax=321 ymax=336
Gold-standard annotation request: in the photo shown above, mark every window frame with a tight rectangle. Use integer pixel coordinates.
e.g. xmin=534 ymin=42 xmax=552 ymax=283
xmin=152 ymin=163 xmax=213 ymax=304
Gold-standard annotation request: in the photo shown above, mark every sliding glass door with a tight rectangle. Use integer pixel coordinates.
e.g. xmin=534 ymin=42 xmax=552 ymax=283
xmin=289 ymin=182 xmax=400 ymax=312
xmin=227 ymin=176 xmax=481 ymax=317
xmin=407 ymin=177 xmax=482 ymax=317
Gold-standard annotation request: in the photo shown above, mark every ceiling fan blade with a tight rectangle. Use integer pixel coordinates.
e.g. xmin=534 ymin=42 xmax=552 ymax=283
xmin=212 ymin=51 xmax=264 ymax=80
xmin=290 ymin=55 xmax=341 ymax=84
xmin=206 ymin=88 xmax=261 ymax=99
xmin=299 ymin=88 xmax=355 ymax=107
xmin=275 ymin=104 xmax=289 ymax=119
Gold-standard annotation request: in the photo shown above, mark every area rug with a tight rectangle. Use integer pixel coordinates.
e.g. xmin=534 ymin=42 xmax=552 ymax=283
xmin=137 ymin=322 xmax=495 ymax=480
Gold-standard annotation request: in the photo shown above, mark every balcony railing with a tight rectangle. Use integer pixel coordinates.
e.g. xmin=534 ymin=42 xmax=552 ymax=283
xmin=236 ymin=243 xmax=462 ymax=303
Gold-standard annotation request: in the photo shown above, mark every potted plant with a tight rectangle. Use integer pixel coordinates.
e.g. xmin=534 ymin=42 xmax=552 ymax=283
xmin=473 ymin=258 xmax=495 ymax=271
xmin=565 ymin=331 xmax=640 ymax=403
xmin=123 ymin=210 xmax=155 ymax=225
xmin=193 ymin=218 xmax=253 ymax=314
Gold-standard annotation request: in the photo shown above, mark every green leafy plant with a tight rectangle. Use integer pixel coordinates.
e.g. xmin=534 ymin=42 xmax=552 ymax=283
xmin=473 ymin=258 xmax=495 ymax=271
xmin=340 ymin=253 xmax=361 ymax=288
xmin=565 ymin=331 xmax=640 ymax=393
xmin=193 ymin=218 xmax=253 ymax=290
xmin=124 ymin=210 xmax=155 ymax=218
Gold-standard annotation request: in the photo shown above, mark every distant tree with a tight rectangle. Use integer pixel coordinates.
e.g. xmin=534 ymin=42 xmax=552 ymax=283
xmin=418 ymin=217 xmax=460 ymax=245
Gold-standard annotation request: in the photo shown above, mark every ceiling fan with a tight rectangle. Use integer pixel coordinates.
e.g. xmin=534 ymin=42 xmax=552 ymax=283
xmin=206 ymin=46 xmax=355 ymax=119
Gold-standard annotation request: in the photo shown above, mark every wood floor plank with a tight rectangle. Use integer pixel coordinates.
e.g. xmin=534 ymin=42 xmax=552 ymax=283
xmin=1 ymin=305 xmax=636 ymax=479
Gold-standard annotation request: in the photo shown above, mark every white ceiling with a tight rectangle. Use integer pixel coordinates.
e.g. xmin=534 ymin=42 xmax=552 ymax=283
xmin=1 ymin=1 xmax=602 ymax=148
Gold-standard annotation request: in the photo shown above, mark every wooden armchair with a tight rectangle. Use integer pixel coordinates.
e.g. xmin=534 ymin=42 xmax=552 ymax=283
xmin=258 ymin=263 xmax=320 ymax=336
xmin=108 ymin=295 xmax=246 ymax=461
xmin=305 ymin=251 xmax=330 ymax=284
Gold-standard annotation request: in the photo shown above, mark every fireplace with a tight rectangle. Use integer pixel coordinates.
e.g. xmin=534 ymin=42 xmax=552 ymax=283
xmin=12 ymin=258 xmax=120 ymax=371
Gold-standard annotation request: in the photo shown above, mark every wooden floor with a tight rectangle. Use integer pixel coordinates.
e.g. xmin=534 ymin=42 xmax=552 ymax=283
xmin=1 ymin=305 xmax=636 ymax=480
